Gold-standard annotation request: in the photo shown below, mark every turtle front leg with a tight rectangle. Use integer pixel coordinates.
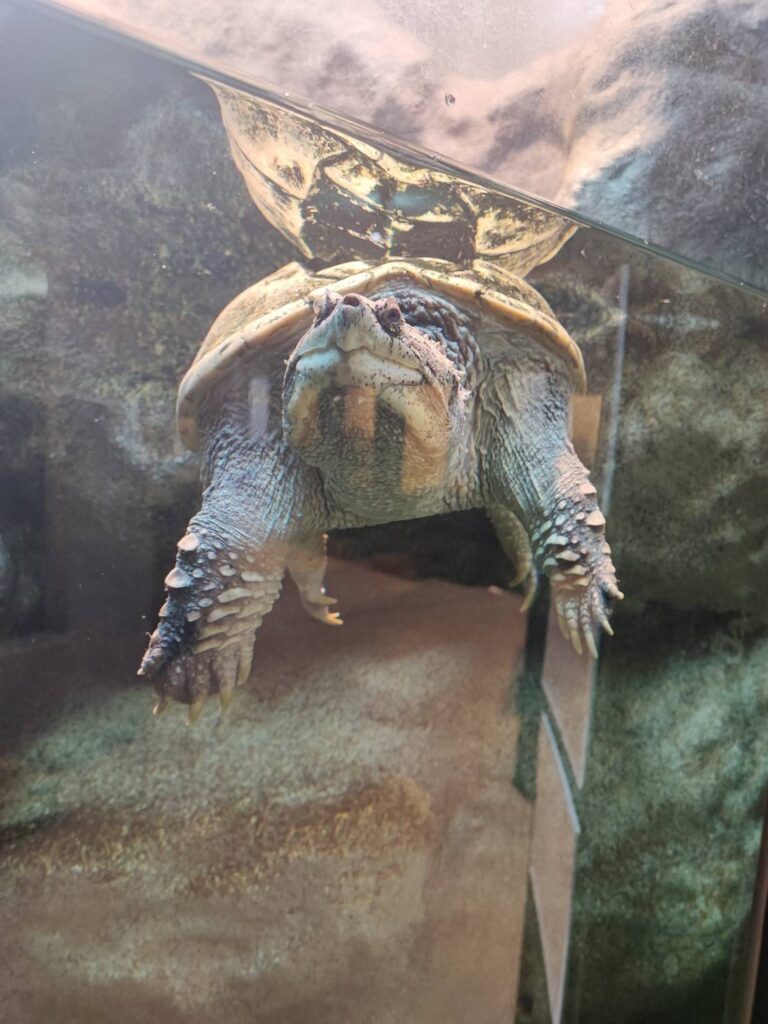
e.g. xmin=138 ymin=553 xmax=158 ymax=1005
xmin=139 ymin=520 xmax=285 ymax=721
xmin=482 ymin=372 xmax=623 ymax=658
xmin=139 ymin=438 xmax=312 ymax=722
xmin=529 ymin=455 xmax=623 ymax=657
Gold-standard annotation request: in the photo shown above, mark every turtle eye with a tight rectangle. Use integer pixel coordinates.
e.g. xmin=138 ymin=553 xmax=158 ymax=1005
xmin=313 ymin=290 xmax=335 ymax=325
xmin=377 ymin=298 xmax=403 ymax=331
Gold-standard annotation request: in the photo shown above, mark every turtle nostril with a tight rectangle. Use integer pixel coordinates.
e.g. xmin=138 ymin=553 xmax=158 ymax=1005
xmin=342 ymin=294 xmax=362 ymax=307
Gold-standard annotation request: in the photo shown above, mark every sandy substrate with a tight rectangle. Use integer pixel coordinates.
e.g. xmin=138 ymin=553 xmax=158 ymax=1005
xmin=0 ymin=560 xmax=531 ymax=1023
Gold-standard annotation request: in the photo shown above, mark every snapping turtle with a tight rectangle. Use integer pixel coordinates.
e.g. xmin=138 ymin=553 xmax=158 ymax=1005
xmin=139 ymin=256 xmax=622 ymax=720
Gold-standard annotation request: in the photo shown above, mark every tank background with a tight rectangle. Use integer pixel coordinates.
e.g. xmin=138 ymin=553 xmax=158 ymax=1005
xmin=0 ymin=5 xmax=766 ymax=1024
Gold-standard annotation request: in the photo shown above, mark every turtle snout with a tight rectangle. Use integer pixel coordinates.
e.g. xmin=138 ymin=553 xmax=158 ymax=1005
xmin=333 ymin=297 xmax=381 ymax=351
xmin=311 ymin=290 xmax=369 ymax=327
xmin=337 ymin=293 xmax=377 ymax=333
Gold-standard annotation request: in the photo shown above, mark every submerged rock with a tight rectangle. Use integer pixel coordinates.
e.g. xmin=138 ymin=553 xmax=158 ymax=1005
xmin=0 ymin=12 xmax=294 ymax=631
xmin=568 ymin=609 xmax=767 ymax=1024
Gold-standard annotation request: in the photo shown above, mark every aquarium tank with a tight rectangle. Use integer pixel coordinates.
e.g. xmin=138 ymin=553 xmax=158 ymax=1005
xmin=0 ymin=2 xmax=766 ymax=1023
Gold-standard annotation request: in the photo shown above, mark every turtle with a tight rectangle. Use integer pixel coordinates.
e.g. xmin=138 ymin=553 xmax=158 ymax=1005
xmin=139 ymin=255 xmax=622 ymax=721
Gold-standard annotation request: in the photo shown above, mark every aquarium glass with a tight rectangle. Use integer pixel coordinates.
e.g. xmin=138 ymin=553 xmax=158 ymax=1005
xmin=0 ymin=4 xmax=766 ymax=1024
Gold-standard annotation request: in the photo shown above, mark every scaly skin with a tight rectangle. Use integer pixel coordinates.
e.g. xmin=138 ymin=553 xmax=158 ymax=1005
xmin=139 ymin=382 xmax=328 ymax=721
xmin=480 ymin=361 xmax=622 ymax=657
xmin=140 ymin=284 xmax=621 ymax=718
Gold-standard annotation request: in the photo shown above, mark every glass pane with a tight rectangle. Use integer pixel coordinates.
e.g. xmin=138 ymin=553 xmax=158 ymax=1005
xmin=1 ymin=4 xmax=765 ymax=1024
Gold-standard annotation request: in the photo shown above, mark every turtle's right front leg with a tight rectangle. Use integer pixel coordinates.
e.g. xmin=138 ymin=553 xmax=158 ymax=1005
xmin=139 ymin=439 xmax=312 ymax=722
xmin=482 ymin=370 xmax=622 ymax=658
xmin=139 ymin=518 xmax=284 ymax=722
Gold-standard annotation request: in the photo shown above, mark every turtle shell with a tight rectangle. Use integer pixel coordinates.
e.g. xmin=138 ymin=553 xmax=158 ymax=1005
xmin=177 ymin=258 xmax=585 ymax=451
xmin=203 ymin=79 xmax=577 ymax=277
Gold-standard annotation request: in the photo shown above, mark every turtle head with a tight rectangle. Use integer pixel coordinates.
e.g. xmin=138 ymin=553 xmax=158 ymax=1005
xmin=282 ymin=290 xmax=467 ymax=490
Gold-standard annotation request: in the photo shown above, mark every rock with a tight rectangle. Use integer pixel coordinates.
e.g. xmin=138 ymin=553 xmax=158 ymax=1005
xmin=0 ymin=8 xmax=295 ymax=629
xmin=64 ymin=0 xmax=768 ymax=290
xmin=567 ymin=608 xmax=767 ymax=1024
xmin=0 ymin=533 xmax=9 ymax=609
xmin=548 ymin=0 xmax=768 ymax=292
xmin=0 ymin=394 xmax=47 ymax=636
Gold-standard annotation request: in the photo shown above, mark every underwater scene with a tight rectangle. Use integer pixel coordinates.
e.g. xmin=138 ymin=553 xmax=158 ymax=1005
xmin=1 ymin=2 xmax=766 ymax=1023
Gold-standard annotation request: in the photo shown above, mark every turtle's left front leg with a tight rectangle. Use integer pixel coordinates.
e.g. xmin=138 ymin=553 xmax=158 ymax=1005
xmin=483 ymin=371 xmax=623 ymax=657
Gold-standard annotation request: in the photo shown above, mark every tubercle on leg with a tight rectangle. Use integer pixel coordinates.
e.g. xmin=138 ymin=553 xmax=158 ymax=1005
xmin=138 ymin=519 xmax=284 ymax=712
xmin=529 ymin=476 xmax=613 ymax=581
xmin=529 ymin=472 xmax=623 ymax=656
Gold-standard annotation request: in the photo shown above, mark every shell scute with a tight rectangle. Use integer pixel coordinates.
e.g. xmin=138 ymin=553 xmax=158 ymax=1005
xmin=177 ymin=257 xmax=585 ymax=451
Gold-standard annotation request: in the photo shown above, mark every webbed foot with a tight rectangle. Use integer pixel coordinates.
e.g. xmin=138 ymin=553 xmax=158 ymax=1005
xmin=143 ymin=638 xmax=255 ymax=723
xmin=551 ymin=559 xmax=623 ymax=658
xmin=300 ymin=592 xmax=344 ymax=626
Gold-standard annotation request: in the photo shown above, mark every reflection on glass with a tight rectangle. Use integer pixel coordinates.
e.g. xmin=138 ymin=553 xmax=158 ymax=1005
xmin=50 ymin=0 xmax=768 ymax=294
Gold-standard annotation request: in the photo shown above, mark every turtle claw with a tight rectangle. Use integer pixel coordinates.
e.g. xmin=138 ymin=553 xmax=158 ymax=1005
xmin=518 ymin=568 xmax=539 ymax=613
xmin=152 ymin=697 xmax=170 ymax=717
xmin=300 ymin=594 xmax=344 ymax=626
xmin=552 ymin=573 xmax=621 ymax=661
xmin=187 ymin=697 xmax=207 ymax=725
xmin=584 ymin=629 xmax=599 ymax=661
xmin=556 ymin=607 xmax=570 ymax=642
